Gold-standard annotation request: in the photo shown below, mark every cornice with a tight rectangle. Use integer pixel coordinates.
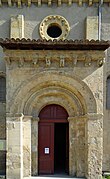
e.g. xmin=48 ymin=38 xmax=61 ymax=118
xmin=0 ymin=38 xmax=109 ymax=51
xmin=0 ymin=0 xmax=110 ymax=7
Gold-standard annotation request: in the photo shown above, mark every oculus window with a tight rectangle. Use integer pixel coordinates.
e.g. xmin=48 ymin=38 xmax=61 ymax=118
xmin=39 ymin=15 xmax=70 ymax=41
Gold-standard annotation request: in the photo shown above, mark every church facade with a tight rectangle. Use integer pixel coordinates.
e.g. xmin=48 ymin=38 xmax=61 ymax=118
xmin=0 ymin=2 xmax=110 ymax=179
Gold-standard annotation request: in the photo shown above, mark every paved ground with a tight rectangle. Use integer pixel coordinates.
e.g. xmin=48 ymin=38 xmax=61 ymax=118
xmin=24 ymin=175 xmax=85 ymax=179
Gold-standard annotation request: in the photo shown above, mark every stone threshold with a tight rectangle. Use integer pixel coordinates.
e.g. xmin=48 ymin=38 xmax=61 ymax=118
xmin=24 ymin=176 xmax=85 ymax=179
xmin=0 ymin=176 xmax=5 ymax=179
xmin=0 ymin=175 xmax=85 ymax=179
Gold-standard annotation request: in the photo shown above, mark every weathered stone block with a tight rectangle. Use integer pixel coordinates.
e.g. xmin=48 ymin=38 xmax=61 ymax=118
xmin=10 ymin=15 xmax=24 ymax=39
xmin=86 ymin=16 xmax=98 ymax=40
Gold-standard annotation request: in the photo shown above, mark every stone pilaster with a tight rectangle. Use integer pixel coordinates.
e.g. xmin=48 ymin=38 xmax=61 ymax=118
xmin=6 ymin=113 xmax=23 ymax=179
xmin=85 ymin=113 xmax=103 ymax=179
xmin=10 ymin=15 xmax=24 ymax=39
xmin=31 ymin=117 xmax=39 ymax=176
xmin=68 ymin=116 xmax=86 ymax=177
xmin=76 ymin=116 xmax=86 ymax=177
xmin=68 ymin=117 xmax=77 ymax=176
xmin=23 ymin=116 xmax=32 ymax=177
xmin=86 ymin=16 xmax=98 ymax=40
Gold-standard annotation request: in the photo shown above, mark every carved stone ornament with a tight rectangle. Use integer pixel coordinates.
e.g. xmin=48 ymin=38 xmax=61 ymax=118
xmin=39 ymin=15 xmax=70 ymax=41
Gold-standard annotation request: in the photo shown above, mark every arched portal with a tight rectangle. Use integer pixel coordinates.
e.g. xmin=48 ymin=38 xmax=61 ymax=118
xmin=38 ymin=104 xmax=69 ymax=175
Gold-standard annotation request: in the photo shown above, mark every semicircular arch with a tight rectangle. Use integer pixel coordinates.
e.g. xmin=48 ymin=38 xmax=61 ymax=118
xmin=8 ymin=72 xmax=97 ymax=116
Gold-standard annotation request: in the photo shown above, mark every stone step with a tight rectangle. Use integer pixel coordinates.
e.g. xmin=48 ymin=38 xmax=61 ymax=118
xmin=24 ymin=176 xmax=85 ymax=179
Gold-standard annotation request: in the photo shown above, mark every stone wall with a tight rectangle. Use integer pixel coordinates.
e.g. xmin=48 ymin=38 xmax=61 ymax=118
xmin=0 ymin=2 xmax=110 ymax=175
xmin=0 ymin=102 xmax=6 ymax=175
xmin=4 ymin=48 xmax=105 ymax=178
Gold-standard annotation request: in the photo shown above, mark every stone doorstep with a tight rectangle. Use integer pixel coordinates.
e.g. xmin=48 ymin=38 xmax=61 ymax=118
xmin=0 ymin=176 xmax=5 ymax=179
xmin=103 ymin=172 xmax=110 ymax=176
xmin=23 ymin=177 xmax=85 ymax=179
xmin=0 ymin=176 xmax=85 ymax=179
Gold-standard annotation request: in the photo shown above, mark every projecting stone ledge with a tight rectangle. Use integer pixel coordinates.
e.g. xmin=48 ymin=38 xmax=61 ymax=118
xmin=0 ymin=38 xmax=109 ymax=50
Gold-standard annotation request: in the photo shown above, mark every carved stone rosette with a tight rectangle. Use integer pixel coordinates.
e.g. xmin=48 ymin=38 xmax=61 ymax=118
xmin=39 ymin=15 xmax=70 ymax=41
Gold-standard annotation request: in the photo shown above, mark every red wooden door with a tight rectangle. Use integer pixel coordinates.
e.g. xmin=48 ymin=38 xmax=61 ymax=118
xmin=38 ymin=104 xmax=68 ymax=174
xmin=38 ymin=123 xmax=54 ymax=174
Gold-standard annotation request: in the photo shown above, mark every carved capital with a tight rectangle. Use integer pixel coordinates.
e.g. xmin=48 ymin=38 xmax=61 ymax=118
xmin=32 ymin=117 xmax=40 ymax=122
xmin=85 ymin=113 xmax=103 ymax=120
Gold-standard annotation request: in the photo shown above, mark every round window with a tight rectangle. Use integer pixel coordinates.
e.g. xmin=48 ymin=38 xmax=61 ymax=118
xmin=39 ymin=15 xmax=70 ymax=41
xmin=47 ymin=24 xmax=62 ymax=38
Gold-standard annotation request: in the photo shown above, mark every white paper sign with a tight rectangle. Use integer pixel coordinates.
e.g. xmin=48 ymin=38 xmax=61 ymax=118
xmin=45 ymin=148 xmax=49 ymax=154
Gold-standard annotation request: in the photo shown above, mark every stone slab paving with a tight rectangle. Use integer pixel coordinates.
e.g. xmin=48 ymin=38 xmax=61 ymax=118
xmin=24 ymin=175 xmax=85 ymax=179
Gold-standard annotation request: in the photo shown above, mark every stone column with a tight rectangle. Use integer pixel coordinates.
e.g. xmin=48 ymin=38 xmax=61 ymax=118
xmin=31 ymin=117 xmax=39 ymax=176
xmin=85 ymin=113 xmax=103 ymax=179
xmin=76 ymin=116 xmax=86 ymax=177
xmin=68 ymin=117 xmax=77 ymax=176
xmin=23 ymin=116 xmax=32 ymax=177
xmin=6 ymin=113 xmax=23 ymax=179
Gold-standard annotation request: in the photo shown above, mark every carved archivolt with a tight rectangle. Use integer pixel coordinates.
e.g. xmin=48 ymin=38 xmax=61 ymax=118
xmin=39 ymin=15 xmax=70 ymax=40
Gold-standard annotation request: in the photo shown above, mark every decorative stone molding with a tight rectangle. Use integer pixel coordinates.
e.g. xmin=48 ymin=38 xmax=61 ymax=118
xmin=85 ymin=113 xmax=103 ymax=120
xmin=0 ymin=0 xmax=109 ymax=7
xmin=68 ymin=115 xmax=87 ymax=121
xmin=4 ymin=50 xmax=105 ymax=69
xmin=32 ymin=117 xmax=40 ymax=122
xmin=39 ymin=15 xmax=70 ymax=41
xmin=45 ymin=56 xmax=51 ymax=67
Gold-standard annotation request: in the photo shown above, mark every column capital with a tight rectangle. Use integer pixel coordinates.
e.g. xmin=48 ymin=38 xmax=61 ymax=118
xmin=32 ymin=117 xmax=40 ymax=122
xmin=6 ymin=113 xmax=24 ymax=118
xmin=23 ymin=115 xmax=32 ymax=122
xmin=68 ymin=115 xmax=87 ymax=122
xmin=85 ymin=113 xmax=103 ymax=120
xmin=6 ymin=113 xmax=24 ymax=121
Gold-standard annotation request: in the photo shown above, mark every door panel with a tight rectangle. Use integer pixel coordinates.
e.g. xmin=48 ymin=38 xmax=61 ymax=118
xmin=38 ymin=123 xmax=54 ymax=174
xmin=38 ymin=104 xmax=69 ymax=175
xmin=66 ymin=124 xmax=69 ymax=173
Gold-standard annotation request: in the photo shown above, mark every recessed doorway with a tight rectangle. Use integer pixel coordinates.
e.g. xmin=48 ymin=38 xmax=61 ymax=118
xmin=54 ymin=123 xmax=69 ymax=174
xmin=38 ymin=104 xmax=69 ymax=175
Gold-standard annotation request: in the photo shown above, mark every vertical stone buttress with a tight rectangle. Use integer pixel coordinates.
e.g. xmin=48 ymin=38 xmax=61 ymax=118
xmin=6 ymin=114 xmax=23 ymax=179
xmin=23 ymin=116 xmax=32 ymax=177
xmin=6 ymin=114 xmax=32 ymax=179
xmin=85 ymin=113 xmax=103 ymax=179
xmin=68 ymin=116 xmax=86 ymax=177
xmin=86 ymin=16 xmax=98 ymax=40
xmin=10 ymin=15 xmax=24 ymax=39
xmin=31 ymin=117 xmax=39 ymax=176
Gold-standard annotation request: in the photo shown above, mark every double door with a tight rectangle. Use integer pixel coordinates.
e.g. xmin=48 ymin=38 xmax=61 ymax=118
xmin=38 ymin=122 xmax=69 ymax=174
